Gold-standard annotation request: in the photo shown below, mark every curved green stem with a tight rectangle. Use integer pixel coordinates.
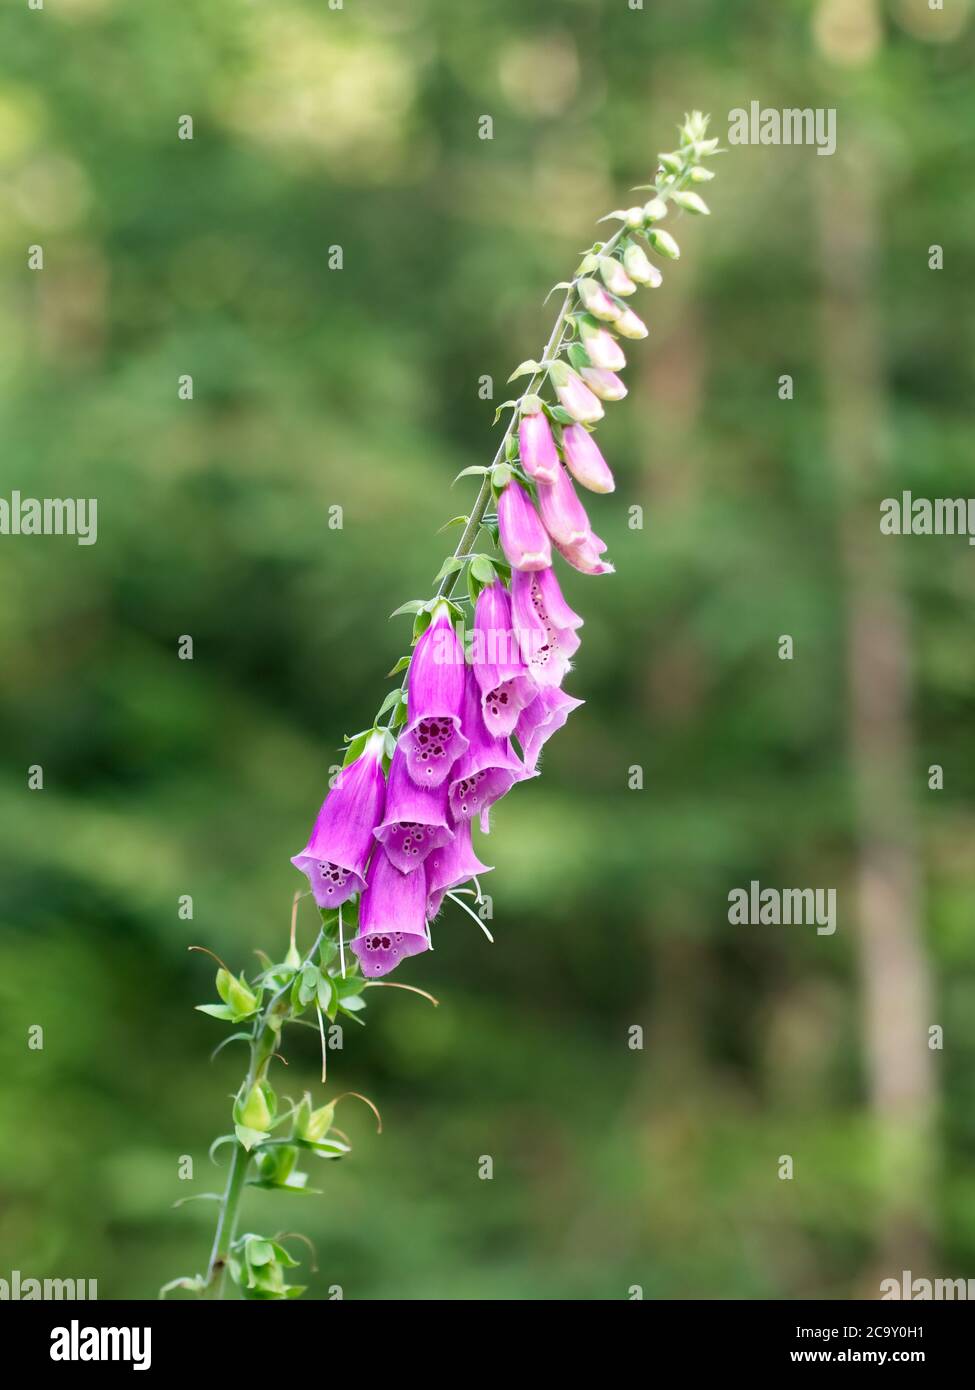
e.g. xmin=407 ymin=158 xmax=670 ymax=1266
xmin=203 ymin=927 xmax=325 ymax=1298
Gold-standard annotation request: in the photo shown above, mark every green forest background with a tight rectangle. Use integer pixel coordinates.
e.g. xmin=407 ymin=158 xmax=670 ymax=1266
xmin=1 ymin=0 xmax=973 ymax=1300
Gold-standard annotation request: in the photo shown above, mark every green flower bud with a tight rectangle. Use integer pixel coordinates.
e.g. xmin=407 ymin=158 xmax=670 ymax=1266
xmin=657 ymin=151 xmax=682 ymax=175
xmin=240 ymin=1083 xmax=272 ymax=1131
xmin=647 ymin=228 xmax=680 ymax=260
xmin=284 ymin=940 xmax=301 ymax=970
xmin=642 ymin=198 xmax=668 ymax=223
xmin=216 ymin=968 xmax=259 ymax=1017
xmin=681 ymin=111 xmax=710 ymax=145
xmin=303 ymin=1098 xmax=336 ymax=1143
xmin=624 ymin=206 xmax=645 ymax=229
xmin=689 ymin=165 xmax=715 ymax=183
xmin=671 ymin=191 xmax=710 ymax=216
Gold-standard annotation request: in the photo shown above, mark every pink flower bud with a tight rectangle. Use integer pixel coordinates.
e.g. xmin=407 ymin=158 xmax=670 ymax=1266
xmin=623 ymin=242 xmax=663 ymax=287
xmin=554 ymin=529 xmax=615 ymax=576
xmin=561 ymin=425 xmax=615 ymax=494
xmin=598 ymin=257 xmax=636 ymax=297
xmin=577 ymin=317 xmax=626 ymax=371
xmin=548 ymin=360 xmax=604 ymax=424
xmin=576 ymin=277 xmax=620 ymax=322
xmin=613 ymin=306 xmax=648 ymax=340
xmin=497 ymin=479 xmax=552 ymax=572
xmin=579 ymin=367 xmax=627 ymax=401
xmin=517 ymin=407 xmax=560 ymax=484
xmin=536 ymin=464 xmax=592 ymax=549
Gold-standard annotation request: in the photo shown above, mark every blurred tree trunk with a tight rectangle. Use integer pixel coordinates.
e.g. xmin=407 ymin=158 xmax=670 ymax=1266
xmin=642 ymin=307 xmax=711 ymax=1097
xmin=816 ymin=144 xmax=936 ymax=1279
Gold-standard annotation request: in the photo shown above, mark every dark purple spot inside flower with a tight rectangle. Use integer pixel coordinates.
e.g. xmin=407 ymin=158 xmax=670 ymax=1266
xmin=317 ymin=861 xmax=351 ymax=898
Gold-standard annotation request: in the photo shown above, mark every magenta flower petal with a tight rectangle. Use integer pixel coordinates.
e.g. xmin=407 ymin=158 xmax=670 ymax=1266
xmin=536 ymin=465 xmax=592 ymax=549
xmin=373 ymin=743 xmax=453 ymax=873
xmin=481 ymin=673 xmax=537 ymax=738
xmin=498 ymin=479 xmax=552 ymax=572
xmin=471 ymin=581 xmax=538 ymax=736
xmin=401 ymin=602 xmax=469 ymax=786
xmin=518 ymin=410 xmax=560 ymax=484
xmin=511 ymin=566 xmax=582 ymax=687
xmin=561 ymin=424 xmax=615 ymax=494
xmin=448 ymin=670 xmax=528 ymax=822
xmin=291 ymin=731 xmax=386 ymax=908
xmin=350 ymin=850 xmax=429 ymax=978
xmin=426 ymin=816 xmax=494 ymax=920
xmin=516 ymin=686 xmax=584 ymax=772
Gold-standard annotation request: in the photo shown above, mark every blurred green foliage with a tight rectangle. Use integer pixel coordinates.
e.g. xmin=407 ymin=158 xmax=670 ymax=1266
xmin=1 ymin=0 xmax=974 ymax=1299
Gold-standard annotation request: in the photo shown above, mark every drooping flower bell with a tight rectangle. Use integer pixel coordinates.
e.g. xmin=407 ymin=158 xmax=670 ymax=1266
xmin=350 ymin=848 xmax=429 ymax=978
xmin=576 ymin=315 xmax=626 ymax=371
xmin=497 ymin=479 xmax=552 ymax=572
xmin=448 ymin=668 xmax=527 ymax=825
xmin=400 ymin=601 xmax=469 ymax=786
xmin=548 ymin=361 xmax=604 ymax=424
xmin=536 ymin=463 xmax=592 ymax=551
xmin=561 ymin=424 xmax=615 ymax=494
xmin=425 ymin=815 xmax=493 ymax=920
xmin=516 ymin=686 xmax=585 ymax=772
xmin=373 ymin=742 xmax=454 ymax=873
xmin=517 ymin=405 xmax=560 ymax=485
xmin=511 ymin=565 xmax=582 ymax=687
xmin=471 ymin=580 xmax=537 ymax=737
xmin=291 ymin=730 xmax=386 ymax=908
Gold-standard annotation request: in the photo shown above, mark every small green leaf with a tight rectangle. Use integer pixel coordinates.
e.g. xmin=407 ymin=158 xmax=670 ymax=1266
xmin=389 ymin=599 xmax=426 ymax=619
xmin=451 ymin=465 xmax=489 ymax=486
xmin=375 ymin=688 xmax=402 ymax=718
xmin=507 ymin=359 xmax=541 ymax=382
xmin=195 ymin=1003 xmax=236 ymax=1021
xmin=434 ymin=554 xmax=465 ymax=583
xmin=386 ymin=653 xmax=411 ymax=677
xmin=159 ymin=1274 xmax=208 ymax=1300
xmin=298 ymin=964 xmax=320 ymax=1007
xmin=470 ymin=555 xmax=496 ymax=585
xmin=234 ymin=1124 xmax=269 ymax=1152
